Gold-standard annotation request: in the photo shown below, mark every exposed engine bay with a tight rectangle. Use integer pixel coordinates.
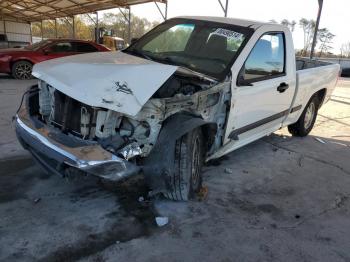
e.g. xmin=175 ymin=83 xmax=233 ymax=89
xmin=35 ymin=72 xmax=231 ymax=161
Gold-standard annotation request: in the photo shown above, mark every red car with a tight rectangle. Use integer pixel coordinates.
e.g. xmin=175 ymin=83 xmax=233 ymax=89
xmin=0 ymin=39 xmax=110 ymax=80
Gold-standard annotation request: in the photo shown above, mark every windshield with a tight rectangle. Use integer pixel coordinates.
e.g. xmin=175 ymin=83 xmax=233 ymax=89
xmin=124 ymin=18 xmax=253 ymax=80
xmin=24 ymin=40 xmax=52 ymax=51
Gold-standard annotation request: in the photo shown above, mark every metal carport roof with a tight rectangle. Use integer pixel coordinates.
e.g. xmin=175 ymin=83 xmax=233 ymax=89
xmin=0 ymin=0 xmax=167 ymax=22
xmin=0 ymin=0 xmax=323 ymax=58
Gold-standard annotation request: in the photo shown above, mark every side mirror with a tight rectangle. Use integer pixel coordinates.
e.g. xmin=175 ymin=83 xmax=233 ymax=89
xmin=237 ymin=66 xmax=253 ymax=87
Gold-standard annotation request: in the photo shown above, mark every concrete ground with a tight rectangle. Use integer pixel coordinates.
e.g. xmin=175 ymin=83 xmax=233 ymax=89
xmin=0 ymin=74 xmax=349 ymax=262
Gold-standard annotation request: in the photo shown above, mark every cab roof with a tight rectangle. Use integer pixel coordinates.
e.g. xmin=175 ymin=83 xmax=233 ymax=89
xmin=174 ymin=16 xmax=277 ymax=30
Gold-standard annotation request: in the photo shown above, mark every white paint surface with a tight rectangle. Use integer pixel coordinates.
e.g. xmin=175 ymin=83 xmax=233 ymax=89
xmin=32 ymin=51 xmax=178 ymax=116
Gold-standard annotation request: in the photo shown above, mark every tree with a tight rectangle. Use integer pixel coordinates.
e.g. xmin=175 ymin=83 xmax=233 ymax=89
xmin=299 ymin=18 xmax=316 ymax=56
xmin=340 ymin=42 xmax=350 ymax=58
xmin=31 ymin=13 xmax=158 ymax=42
xmin=31 ymin=16 xmax=94 ymax=40
xmin=281 ymin=19 xmax=296 ymax=32
xmin=99 ymin=12 xmax=159 ymax=40
xmin=317 ymin=28 xmax=335 ymax=56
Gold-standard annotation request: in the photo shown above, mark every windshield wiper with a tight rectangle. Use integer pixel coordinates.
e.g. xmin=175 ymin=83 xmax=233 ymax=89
xmin=159 ymin=56 xmax=216 ymax=82
xmin=124 ymin=49 xmax=153 ymax=61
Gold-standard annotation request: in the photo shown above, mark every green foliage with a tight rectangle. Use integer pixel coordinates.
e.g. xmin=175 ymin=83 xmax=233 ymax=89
xmin=31 ymin=13 xmax=159 ymax=41
xmin=143 ymin=25 xmax=193 ymax=53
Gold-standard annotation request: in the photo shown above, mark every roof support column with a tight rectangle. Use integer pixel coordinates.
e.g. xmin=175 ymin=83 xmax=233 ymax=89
xmin=54 ymin=19 xmax=57 ymax=38
xmin=128 ymin=6 xmax=131 ymax=45
xmin=310 ymin=0 xmax=323 ymax=59
xmin=154 ymin=1 xmax=167 ymax=20
xmin=4 ymin=20 xmax=9 ymax=48
xmin=72 ymin=16 xmax=75 ymax=39
xmin=86 ymin=12 xmax=99 ymax=42
xmin=29 ymin=22 xmax=33 ymax=44
xmin=40 ymin=20 xmax=43 ymax=40
xmin=119 ymin=7 xmax=131 ymax=44
xmin=165 ymin=1 xmax=168 ymax=19
xmin=96 ymin=12 xmax=99 ymax=43
xmin=218 ymin=0 xmax=229 ymax=17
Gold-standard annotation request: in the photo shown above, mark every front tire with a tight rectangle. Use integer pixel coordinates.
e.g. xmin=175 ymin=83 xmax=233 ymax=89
xmin=12 ymin=61 xmax=33 ymax=80
xmin=288 ymin=95 xmax=319 ymax=137
xmin=164 ymin=128 xmax=204 ymax=201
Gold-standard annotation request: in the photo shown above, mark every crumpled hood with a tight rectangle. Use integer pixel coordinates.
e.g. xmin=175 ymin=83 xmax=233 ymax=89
xmin=32 ymin=51 xmax=178 ymax=116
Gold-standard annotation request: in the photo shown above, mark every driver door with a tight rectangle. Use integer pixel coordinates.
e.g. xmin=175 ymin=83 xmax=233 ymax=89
xmin=223 ymin=32 xmax=296 ymax=150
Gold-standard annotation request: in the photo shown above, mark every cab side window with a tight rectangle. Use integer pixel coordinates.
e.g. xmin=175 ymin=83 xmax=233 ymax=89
xmin=241 ymin=33 xmax=285 ymax=83
xmin=49 ymin=42 xmax=74 ymax=53
xmin=74 ymin=42 xmax=98 ymax=52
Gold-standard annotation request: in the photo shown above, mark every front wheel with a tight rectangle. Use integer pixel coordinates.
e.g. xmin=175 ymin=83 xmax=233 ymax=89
xmin=288 ymin=95 xmax=319 ymax=137
xmin=12 ymin=61 xmax=33 ymax=80
xmin=164 ymin=128 xmax=204 ymax=201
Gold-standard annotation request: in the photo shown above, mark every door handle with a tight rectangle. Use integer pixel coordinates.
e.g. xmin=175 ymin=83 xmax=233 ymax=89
xmin=277 ymin=82 xmax=289 ymax=93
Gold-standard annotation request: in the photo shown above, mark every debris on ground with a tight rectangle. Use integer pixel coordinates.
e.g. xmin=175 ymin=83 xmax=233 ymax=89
xmin=155 ymin=216 xmax=169 ymax=227
xmin=334 ymin=195 xmax=348 ymax=208
xmin=298 ymin=156 xmax=303 ymax=167
xmin=315 ymin=137 xmax=326 ymax=144
xmin=138 ymin=196 xmax=144 ymax=202
xmin=224 ymin=168 xmax=233 ymax=174
xmin=197 ymin=186 xmax=208 ymax=201
xmin=329 ymin=141 xmax=349 ymax=147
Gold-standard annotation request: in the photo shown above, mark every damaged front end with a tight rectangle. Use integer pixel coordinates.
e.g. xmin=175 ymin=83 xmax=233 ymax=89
xmin=15 ymin=69 xmax=231 ymax=186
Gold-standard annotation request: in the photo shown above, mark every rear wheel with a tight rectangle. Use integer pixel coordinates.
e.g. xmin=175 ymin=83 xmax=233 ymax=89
xmin=164 ymin=128 xmax=204 ymax=201
xmin=288 ymin=95 xmax=319 ymax=137
xmin=12 ymin=61 xmax=33 ymax=80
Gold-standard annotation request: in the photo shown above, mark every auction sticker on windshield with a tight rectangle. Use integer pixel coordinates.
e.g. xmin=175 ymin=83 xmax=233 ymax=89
xmin=212 ymin=28 xmax=244 ymax=41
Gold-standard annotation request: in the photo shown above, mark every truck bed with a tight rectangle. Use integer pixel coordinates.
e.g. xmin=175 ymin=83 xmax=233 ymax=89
xmin=296 ymin=57 xmax=332 ymax=71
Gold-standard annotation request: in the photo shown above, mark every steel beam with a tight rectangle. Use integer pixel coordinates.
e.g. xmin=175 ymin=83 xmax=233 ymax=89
xmin=29 ymin=22 xmax=33 ymax=44
xmin=218 ymin=0 xmax=228 ymax=17
xmin=55 ymin=19 xmax=57 ymax=38
xmin=72 ymin=16 xmax=75 ymax=38
xmin=310 ymin=0 xmax=323 ymax=59
xmin=128 ymin=6 xmax=131 ymax=44
xmin=119 ymin=7 xmax=132 ymax=44
xmin=154 ymin=1 xmax=167 ymax=20
xmin=40 ymin=20 xmax=43 ymax=40
xmin=96 ymin=12 xmax=99 ymax=43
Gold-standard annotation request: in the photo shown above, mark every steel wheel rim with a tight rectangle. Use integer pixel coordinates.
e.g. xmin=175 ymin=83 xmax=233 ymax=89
xmin=191 ymin=136 xmax=200 ymax=189
xmin=304 ymin=102 xmax=315 ymax=129
xmin=15 ymin=63 xmax=32 ymax=79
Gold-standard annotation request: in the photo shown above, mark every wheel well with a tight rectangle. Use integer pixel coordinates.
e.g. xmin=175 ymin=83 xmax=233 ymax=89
xmin=315 ymin=88 xmax=327 ymax=108
xmin=201 ymin=123 xmax=218 ymax=151
xmin=10 ymin=59 xmax=33 ymax=72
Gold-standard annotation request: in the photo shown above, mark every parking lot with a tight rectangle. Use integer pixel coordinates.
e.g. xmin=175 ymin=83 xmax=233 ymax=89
xmin=0 ymin=75 xmax=349 ymax=262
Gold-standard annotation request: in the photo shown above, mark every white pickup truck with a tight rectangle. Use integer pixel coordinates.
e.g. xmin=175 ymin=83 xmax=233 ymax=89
xmin=15 ymin=16 xmax=340 ymax=201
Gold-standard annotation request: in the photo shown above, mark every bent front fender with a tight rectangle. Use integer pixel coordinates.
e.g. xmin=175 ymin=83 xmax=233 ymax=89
xmin=143 ymin=113 xmax=216 ymax=193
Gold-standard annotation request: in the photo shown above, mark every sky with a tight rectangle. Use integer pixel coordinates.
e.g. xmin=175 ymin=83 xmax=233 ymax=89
xmin=101 ymin=0 xmax=349 ymax=54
